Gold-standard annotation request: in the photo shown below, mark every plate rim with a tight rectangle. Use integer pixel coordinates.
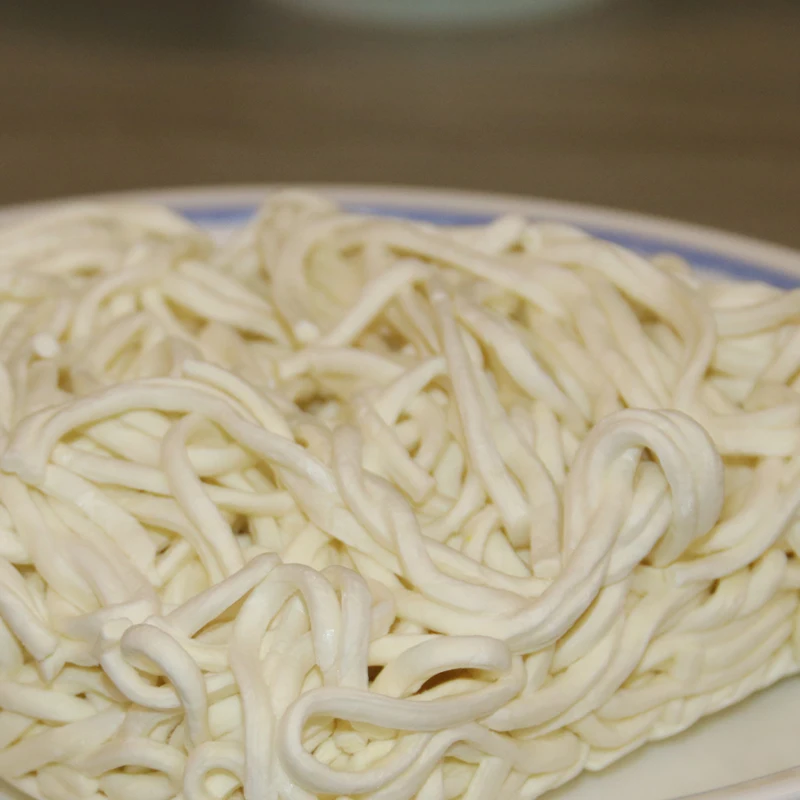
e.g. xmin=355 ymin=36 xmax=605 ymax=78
xmin=1 ymin=182 xmax=799 ymax=279
xmin=0 ymin=182 xmax=798 ymax=800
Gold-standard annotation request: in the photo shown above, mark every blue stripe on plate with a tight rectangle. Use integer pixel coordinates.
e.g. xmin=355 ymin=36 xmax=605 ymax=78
xmin=178 ymin=206 xmax=258 ymax=225
xmin=177 ymin=203 xmax=800 ymax=289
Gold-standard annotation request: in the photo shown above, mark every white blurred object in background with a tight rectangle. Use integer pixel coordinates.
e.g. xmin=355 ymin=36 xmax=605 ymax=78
xmin=269 ymin=0 xmax=607 ymax=28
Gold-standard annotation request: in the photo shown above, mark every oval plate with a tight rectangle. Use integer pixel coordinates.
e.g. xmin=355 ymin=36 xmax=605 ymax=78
xmin=1 ymin=185 xmax=800 ymax=800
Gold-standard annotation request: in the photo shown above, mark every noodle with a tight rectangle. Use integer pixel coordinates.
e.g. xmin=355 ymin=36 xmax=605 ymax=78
xmin=0 ymin=192 xmax=799 ymax=799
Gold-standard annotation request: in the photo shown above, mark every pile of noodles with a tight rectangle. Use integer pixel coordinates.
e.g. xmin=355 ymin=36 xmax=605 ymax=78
xmin=1 ymin=192 xmax=799 ymax=800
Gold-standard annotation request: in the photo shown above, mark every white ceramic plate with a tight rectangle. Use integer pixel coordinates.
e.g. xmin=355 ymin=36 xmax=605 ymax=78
xmin=1 ymin=185 xmax=800 ymax=800
xmin=265 ymin=0 xmax=606 ymax=29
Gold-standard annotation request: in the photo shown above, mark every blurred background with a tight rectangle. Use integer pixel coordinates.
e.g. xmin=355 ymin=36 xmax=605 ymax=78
xmin=0 ymin=0 xmax=797 ymax=245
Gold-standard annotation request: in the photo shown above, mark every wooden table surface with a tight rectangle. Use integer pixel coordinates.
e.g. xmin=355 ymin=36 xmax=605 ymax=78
xmin=0 ymin=0 xmax=798 ymax=247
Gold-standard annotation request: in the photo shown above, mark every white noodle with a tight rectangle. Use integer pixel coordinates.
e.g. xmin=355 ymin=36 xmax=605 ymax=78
xmin=0 ymin=193 xmax=799 ymax=800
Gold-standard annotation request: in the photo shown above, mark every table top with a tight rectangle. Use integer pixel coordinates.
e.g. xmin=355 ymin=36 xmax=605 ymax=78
xmin=1 ymin=0 xmax=798 ymax=248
